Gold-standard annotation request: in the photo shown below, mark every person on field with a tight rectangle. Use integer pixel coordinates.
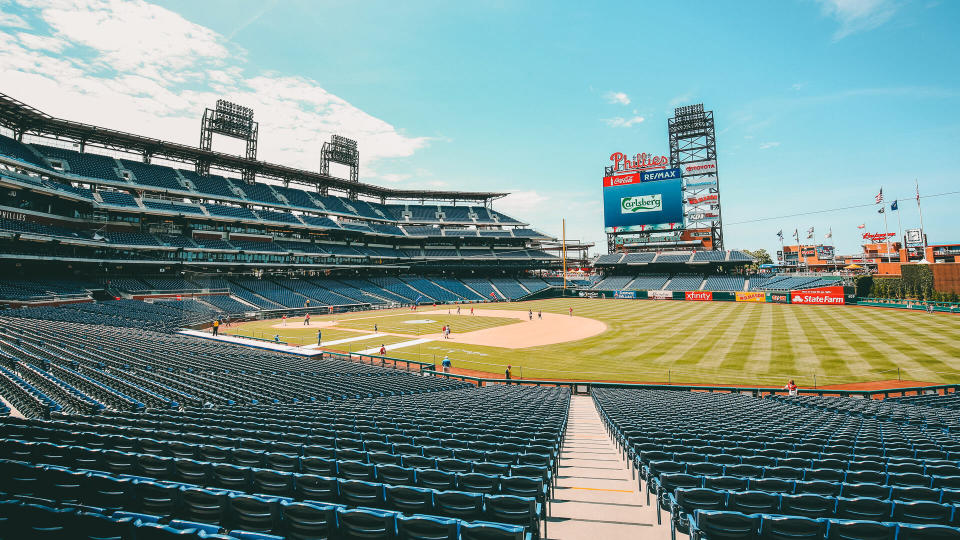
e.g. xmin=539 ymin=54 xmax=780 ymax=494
xmin=212 ymin=319 xmax=220 ymax=336
xmin=529 ymin=309 xmax=533 ymax=321
xmin=785 ymin=379 xmax=798 ymax=396
xmin=538 ymin=310 xmax=542 ymax=320
xmin=374 ymin=324 xmax=378 ymax=333
xmin=504 ymin=365 xmax=512 ymax=382
xmin=569 ymin=307 xmax=573 ymax=317
xmin=442 ymin=356 xmax=451 ymax=373
xmin=457 ymin=305 xmax=461 ymax=315
xmin=470 ymin=307 xmax=474 ymax=315
xmin=282 ymin=314 xmax=287 ymax=326
xmin=379 ymin=344 xmax=387 ymax=356
xmin=317 ymin=329 xmax=322 ymax=346
xmin=304 ymin=313 xmax=310 ymax=326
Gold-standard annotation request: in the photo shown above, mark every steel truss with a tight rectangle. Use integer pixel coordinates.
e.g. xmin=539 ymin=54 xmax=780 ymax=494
xmin=669 ymin=104 xmax=724 ymax=250
xmin=198 ymin=100 xmax=259 ymax=182
xmin=320 ymin=135 xmax=359 ymax=198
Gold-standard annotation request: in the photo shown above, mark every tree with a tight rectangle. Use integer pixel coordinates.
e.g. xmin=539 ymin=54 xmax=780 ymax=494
xmin=742 ymin=249 xmax=773 ymax=271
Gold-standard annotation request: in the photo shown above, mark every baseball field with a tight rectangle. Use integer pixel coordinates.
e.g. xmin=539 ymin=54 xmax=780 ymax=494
xmin=223 ymin=298 xmax=960 ymax=387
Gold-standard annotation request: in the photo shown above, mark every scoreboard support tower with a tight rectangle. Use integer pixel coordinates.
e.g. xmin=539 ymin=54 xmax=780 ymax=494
xmin=669 ymin=104 xmax=724 ymax=251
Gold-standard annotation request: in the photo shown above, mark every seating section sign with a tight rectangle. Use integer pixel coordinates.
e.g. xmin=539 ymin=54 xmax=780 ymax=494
xmin=790 ymin=286 xmax=845 ymax=305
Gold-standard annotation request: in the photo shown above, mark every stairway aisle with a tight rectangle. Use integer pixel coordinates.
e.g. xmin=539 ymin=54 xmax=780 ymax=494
xmin=548 ymin=394 xmax=671 ymax=540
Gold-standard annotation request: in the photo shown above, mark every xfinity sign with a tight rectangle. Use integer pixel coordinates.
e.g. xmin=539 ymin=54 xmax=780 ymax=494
xmin=621 ymin=194 xmax=662 ymax=214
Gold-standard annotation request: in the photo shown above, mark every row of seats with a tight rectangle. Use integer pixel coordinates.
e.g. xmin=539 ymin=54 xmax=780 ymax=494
xmin=688 ymin=509 xmax=957 ymax=540
xmin=0 ymin=462 xmax=534 ymax=539
xmin=594 ymin=388 xmax=960 ymax=538
xmin=2 ymin=134 xmax=528 ymax=226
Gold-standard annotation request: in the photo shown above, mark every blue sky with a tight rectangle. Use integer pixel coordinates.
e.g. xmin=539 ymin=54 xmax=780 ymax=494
xmin=1 ymin=0 xmax=958 ymax=256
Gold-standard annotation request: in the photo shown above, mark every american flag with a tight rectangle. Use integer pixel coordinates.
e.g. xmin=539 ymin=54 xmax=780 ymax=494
xmin=875 ymin=188 xmax=884 ymax=204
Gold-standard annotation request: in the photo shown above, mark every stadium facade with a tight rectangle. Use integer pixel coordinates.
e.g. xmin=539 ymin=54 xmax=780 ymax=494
xmin=0 ymin=91 xmax=574 ymax=309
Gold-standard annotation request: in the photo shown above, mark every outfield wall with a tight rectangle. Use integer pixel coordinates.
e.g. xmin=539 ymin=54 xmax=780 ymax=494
xmin=579 ymin=285 xmax=853 ymax=305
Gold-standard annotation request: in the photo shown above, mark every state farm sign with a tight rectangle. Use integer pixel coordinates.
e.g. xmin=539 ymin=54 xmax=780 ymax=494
xmin=685 ymin=291 xmax=713 ymax=301
xmin=790 ymin=286 xmax=845 ymax=305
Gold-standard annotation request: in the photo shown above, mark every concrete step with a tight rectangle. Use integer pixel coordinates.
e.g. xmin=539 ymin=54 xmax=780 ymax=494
xmin=550 ymin=395 xmax=671 ymax=540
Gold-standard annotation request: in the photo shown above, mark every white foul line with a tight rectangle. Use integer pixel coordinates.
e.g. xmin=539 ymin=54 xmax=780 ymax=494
xmin=303 ymin=333 xmax=387 ymax=349
xmin=355 ymin=338 xmax=433 ymax=355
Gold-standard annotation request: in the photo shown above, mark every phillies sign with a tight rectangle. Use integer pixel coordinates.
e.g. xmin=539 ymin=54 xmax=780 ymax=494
xmin=610 ymin=152 xmax=668 ymax=172
xmin=685 ymin=291 xmax=713 ymax=301
xmin=790 ymin=286 xmax=845 ymax=305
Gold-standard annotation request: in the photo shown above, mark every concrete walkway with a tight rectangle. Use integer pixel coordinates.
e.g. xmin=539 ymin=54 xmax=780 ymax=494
xmin=548 ymin=395 xmax=671 ymax=540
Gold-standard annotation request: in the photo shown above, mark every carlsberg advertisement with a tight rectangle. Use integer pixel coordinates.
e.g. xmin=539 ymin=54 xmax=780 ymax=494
xmin=603 ymin=178 xmax=683 ymax=229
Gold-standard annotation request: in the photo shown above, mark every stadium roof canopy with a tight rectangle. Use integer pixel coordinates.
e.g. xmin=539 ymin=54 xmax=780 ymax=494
xmin=0 ymin=92 xmax=506 ymax=203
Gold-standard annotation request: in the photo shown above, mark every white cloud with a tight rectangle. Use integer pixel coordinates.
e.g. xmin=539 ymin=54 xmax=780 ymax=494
xmin=815 ymin=0 xmax=898 ymax=40
xmin=0 ymin=11 xmax=29 ymax=28
xmin=669 ymin=91 xmax=695 ymax=108
xmin=1 ymin=0 xmax=429 ymax=176
xmin=603 ymin=91 xmax=630 ymax=105
xmin=603 ymin=116 xmax=645 ymax=128
xmin=759 ymin=141 xmax=781 ymax=149
xmin=378 ymin=173 xmax=413 ymax=184
xmin=497 ymin=190 xmax=550 ymax=216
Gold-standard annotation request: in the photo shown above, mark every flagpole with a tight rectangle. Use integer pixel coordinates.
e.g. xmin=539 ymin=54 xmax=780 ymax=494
xmin=916 ymin=179 xmax=926 ymax=248
xmin=561 ymin=218 xmax=567 ymax=292
xmin=882 ymin=202 xmax=891 ymax=264
xmin=895 ymin=200 xmax=903 ymax=250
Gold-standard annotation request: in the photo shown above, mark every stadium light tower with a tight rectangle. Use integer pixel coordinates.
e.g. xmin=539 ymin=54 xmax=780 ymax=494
xmin=197 ymin=99 xmax=259 ymax=182
xmin=669 ymin=104 xmax=724 ymax=250
xmin=320 ymin=134 xmax=360 ymax=197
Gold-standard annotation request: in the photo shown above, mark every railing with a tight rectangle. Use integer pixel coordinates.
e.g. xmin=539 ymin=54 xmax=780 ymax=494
xmin=323 ymin=351 xmax=435 ymax=374
xmin=419 ymin=370 xmax=960 ymax=400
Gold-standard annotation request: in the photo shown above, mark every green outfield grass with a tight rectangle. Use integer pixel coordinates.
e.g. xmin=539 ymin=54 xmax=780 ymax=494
xmin=229 ymin=299 xmax=960 ymax=386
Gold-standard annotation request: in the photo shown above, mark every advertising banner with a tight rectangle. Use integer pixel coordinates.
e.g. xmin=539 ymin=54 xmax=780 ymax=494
xmin=685 ymin=291 xmax=713 ymax=301
xmin=603 ymin=178 xmax=684 ymax=229
xmin=687 ymin=194 xmax=719 ymax=204
xmin=605 ymin=223 xmax=684 ymax=234
xmin=649 ymin=290 xmax=673 ymax=300
xmin=614 ymin=290 xmax=636 ymax=299
xmin=791 ymin=286 xmax=845 ymax=305
xmin=800 ymin=247 xmax=816 ymax=257
xmin=736 ymin=291 xmax=767 ymax=303
xmin=680 ymin=160 xmax=718 ymax=176
xmin=766 ymin=292 xmax=790 ymax=304
xmin=602 ymin=172 xmax=640 ymax=188
xmin=602 ymin=168 xmax=681 ymax=187
xmin=640 ymin=168 xmax=681 ymax=182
